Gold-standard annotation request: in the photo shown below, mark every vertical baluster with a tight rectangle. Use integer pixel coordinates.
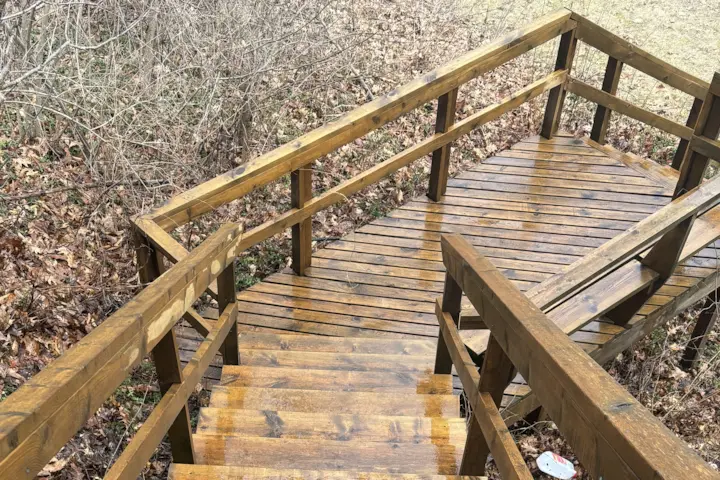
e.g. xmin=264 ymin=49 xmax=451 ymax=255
xmin=433 ymin=271 xmax=463 ymax=374
xmin=606 ymin=72 xmax=720 ymax=326
xmin=428 ymin=88 xmax=459 ymax=201
xmin=134 ymin=228 xmax=195 ymax=463
xmin=671 ymin=98 xmax=704 ymax=170
xmin=291 ymin=166 xmax=312 ymax=275
xmin=217 ymin=262 xmax=240 ymax=365
xmin=590 ymin=56 xmax=623 ymax=144
xmin=460 ymin=334 xmax=516 ymax=475
xmin=541 ymin=29 xmax=577 ymax=139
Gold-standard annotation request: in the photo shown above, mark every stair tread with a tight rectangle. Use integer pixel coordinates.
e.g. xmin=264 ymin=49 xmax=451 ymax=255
xmin=238 ymin=332 xmax=437 ymax=355
xmin=191 ymin=435 xmax=463 ymax=475
xmin=169 ymin=464 xmax=486 ymax=479
xmin=208 ymin=386 xmax=459 ymax=417
xmin=221 ymin=365 xmax=453 ymax=394
xmin=239 ymin=349 xmax=434 ymax=372
xmin=197 ymin=408 xmax=467 ymax=444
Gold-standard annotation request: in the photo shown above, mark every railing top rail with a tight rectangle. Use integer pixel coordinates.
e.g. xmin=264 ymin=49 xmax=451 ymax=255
xmin=440 ymin=233 xmax=719 ymax=479
xmin=571 ymin=13 xmax=709 ymax=99
xmin=0 ymin=223 xmax=242 ymax=478
xmin=144 ymin=8 xmax=575 ymax=231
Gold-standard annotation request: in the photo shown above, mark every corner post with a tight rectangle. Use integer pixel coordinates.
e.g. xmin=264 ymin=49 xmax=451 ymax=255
xmin=433 ymin=271 xmax=463 ymax=374
xmin=590 ymin=56 xmax=623 ymax=143
xmin=291 ymin=166 xmax=312 ymax=275
xmin=218 ymin=262 xmax=240 ymax=365
xmin=460 ymin=334 xmax=516 ymax=475
xmin=133 ymin=226 xmax=195 ymax=464
xmin=671 ymin=98 xmax=704 ymax=170
xmin=428 ymin=88 xmax=459 ymax=201
xmin=541 ymin=29 xmax=577 ymax=139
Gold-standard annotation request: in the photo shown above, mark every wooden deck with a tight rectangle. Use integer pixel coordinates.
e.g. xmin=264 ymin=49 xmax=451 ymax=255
xmin=177 ymin=131 xmax=719 ymax=409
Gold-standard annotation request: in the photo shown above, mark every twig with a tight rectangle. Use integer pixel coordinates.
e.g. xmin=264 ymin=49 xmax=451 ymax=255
xmin=0 ymin=179 xmax=168 ymax=201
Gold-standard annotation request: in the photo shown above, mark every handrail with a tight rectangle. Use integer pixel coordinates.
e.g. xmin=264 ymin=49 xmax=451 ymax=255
xmin=0 ymin=223 xmax=243 ymax=480
xmin=434 ymin=233 xmax=719 ymax=479
xmin=144 ymin=8 xmax=575 ymax=231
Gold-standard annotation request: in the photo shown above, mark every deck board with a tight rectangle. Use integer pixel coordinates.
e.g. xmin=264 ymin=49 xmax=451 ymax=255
xmin=177 ymin=132 xmax=720 ymax=407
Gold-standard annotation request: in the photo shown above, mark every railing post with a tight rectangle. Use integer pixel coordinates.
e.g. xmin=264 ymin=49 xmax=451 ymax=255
xmin=134 ymin=228 xmax=195 ymax=463
xmin=428 ymin=88 xmax=459 ymax=201
xmin=217 ymin=262 xmax=240 ymax=365
xmin=671 ymin=98 xmax=704 ymax=170
xmin=675 ymin=72 xmax=720 ymax=197
xmin=433 ymin=271 xmax=462 ymax=374
xmin=460 ymin=334 xmax=516 ymax=475
xmin=541 ymin=29 xmax=577 ymax=139
xmin=590 ymin=56 xmax=623 ymax=144
xmin=291 ymin=166 xmax=312 ymax=275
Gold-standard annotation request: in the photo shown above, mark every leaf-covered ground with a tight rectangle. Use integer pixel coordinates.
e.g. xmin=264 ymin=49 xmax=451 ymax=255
xmin=0 ymin=0 xmax=718 ymax=477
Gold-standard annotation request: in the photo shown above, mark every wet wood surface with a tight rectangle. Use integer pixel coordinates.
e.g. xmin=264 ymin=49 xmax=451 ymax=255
xmin=175 ymin=131 xmax=720 ymax=419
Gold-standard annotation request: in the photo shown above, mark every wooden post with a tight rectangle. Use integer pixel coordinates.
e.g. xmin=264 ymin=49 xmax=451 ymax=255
xmin=671 ymin=98 xmax=703 ymax=170
xmin=460 ymin=334 xmax=516 ymax=475
xmin=291 ymin=167 xmax=312 ymax=275
xmin=606 ymin=72 xmax=720 ymax=326
xmin=134 ymin=229 xmax=195 ymax=463
xmin=428 ymin=88 xmax=459 ymax=201
xmin=217 ymin=262 xmax=240 ymax=365
xmin=675 ymin=72 xmax=720 ymax=197
xmin=681 ymin=290 xmax=719 ymax=370
xmin=540 ymin=29 xmax=577 ymax=139
xmin=433 ymin=271 xmax=463 ymax=374
xmin=590 ymin=56 xmax=623 ymax=144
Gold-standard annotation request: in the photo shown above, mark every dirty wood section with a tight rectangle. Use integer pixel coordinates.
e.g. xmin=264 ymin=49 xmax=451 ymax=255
xmin=177 ymin=132 xmax=719 ymax=409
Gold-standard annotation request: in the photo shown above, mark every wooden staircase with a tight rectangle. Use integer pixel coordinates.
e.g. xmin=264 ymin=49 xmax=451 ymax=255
xmin=168 ymin=333 xmax=485 ymax=479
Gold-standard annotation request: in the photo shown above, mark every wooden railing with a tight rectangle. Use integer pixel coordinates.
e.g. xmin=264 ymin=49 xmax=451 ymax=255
xmin=434 ymin=233 xmax=719 ymax=479
xmin=1 ymin=7 xmax=719 ymax=479
xmin=0 ymin=224 xmax=243 ymax=480
xmin=132 ymin=9 xmax=719 ymax=330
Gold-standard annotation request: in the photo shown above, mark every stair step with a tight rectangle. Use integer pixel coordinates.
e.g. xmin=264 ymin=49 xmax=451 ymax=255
xmin=220 ymin=365 xmax=453 ymax=394
xmin=239 ymin=349 xmax=434 ymax=372
xmin=191 ymin=435 xmax=463 ymax=474
xmin=196 ymin=408 xmax=467 ymax=444
xmin=208 ymin=386 xmax=459 ymax=417
xmin=238 ymin=332 xmax=437 ymax=355
xmin=169 ymin=464 xmax=487 ymax=479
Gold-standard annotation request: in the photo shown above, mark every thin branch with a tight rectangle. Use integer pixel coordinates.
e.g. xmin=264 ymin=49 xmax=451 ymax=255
xmin=0 ymin=179 xmax=169 ymax=201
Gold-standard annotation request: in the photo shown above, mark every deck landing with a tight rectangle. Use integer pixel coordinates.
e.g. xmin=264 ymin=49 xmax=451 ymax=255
xmin=178 ymin=131 xmax=719 ymax=404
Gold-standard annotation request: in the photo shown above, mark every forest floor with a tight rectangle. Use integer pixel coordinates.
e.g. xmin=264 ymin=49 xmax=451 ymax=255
xmin=0 ymin=0 xmax=719 ymax=478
